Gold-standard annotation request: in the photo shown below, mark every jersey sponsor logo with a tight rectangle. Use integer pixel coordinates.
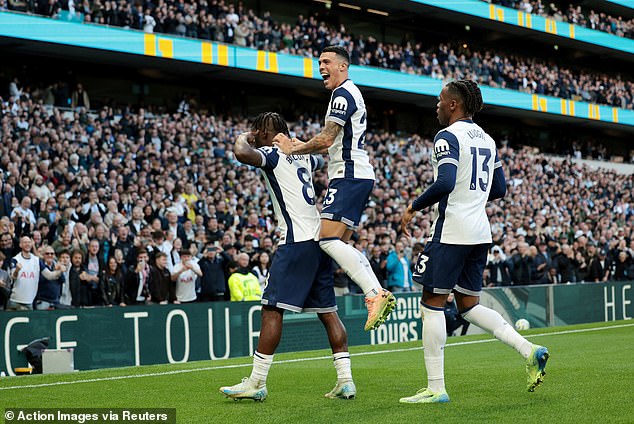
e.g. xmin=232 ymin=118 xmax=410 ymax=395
xmin=434 ymin=139 xmax=450 ymax=157
xmin=331 ymin=96 xmax=348 ymax=115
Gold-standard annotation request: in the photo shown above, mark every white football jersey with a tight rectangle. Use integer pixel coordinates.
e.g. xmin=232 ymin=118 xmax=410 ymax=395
xmin=173 ymin=261 xmax=200 ymax=302
xmin=428 ymin=119 xmax=501 ymax=244
xmin=324 ymin=79 xmax=375 ymax=181
xmin=9 ymin=253 xmax=41 ymax=304
xmin=256 ymin=146 xmax=322 ymax=244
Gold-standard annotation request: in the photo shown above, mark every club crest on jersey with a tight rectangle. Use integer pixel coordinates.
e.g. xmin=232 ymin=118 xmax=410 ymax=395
xmin=434 ymin=139 xmax=450 ymax=158
xmin=331 ymin=96 xmax=348 ymax=115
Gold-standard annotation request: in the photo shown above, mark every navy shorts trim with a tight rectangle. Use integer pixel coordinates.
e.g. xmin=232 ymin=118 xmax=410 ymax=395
xmin=320 ymin=178 xmax=374 ymax=229
xmin=262 ymin=240 xmax=336 ymax=313
xmin=412 ymin=241 xmax=490 ymax=295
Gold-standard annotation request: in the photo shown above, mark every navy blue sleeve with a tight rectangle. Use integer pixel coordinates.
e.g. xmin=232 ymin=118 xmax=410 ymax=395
xmin=325 ymin=86 xmax=358 ymax=126
xmin=411 ymin=131 xmax=460 ymax=211
xmin=310 ymin=155 xmax=325 ymax=172
xmin=488 ymin=152 xmax=506 ymax=200
xmin=411 ymin=163 xmax=457 ymax=211
xmin=256 ymin=146 xmax=280 ymax=170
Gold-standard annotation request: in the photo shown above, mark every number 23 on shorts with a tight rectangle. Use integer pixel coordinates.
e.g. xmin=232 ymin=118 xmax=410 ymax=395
xmin=323 ymin=188 xmax=338 ymax=207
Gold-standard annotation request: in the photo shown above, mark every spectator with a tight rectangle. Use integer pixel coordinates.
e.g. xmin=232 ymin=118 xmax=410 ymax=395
xmin=542 ymin=264 xmax=558 ymax=283
xmin=83 ymin=239 xmax=103 ymax=304
xmin=71 ymin=83 xmax=90 ymax=110
xmin=228 ymin=252 xmax=261 ymax=301
xmin=58 ymin=250 xmax=73 ymax=307
xmin=101 ymin=255 xmax=124 ymax=306
xmin=197 ymin=242 xmax=230 ymax=302
xmin=444 ymin=292 xmax=470 ymax=336
xmin=511 ymin=242 xmax=532 ymax=285
xmin=6 ymin=236 xmax=40 ymax=311
xmin=554 ymin=244 xmax=577 ymax=284
xmin=149 ymin=251 xmax=175 ymax=304
xmin=385 ymin=241 xmax=413 ymax=293
xmin=10 ymin=196 xmax=37 ymax=229
xmin=0 ymin=251 xmax=9 ymax=309
xmin=251 ymin=250 xmax=270 ymax=292
xmin=531 ymin=243 xmax=549 ymax=284
xmin=143 ymin=9 xmax=156 ymax=33
xmin=0 ymin=232 xmax=16 ymax=269
xmin=333 ymin=261 xmax=352 ymax=296
xmin=369 ymin=244 xmax=387 ymax=288
xmin=486 ymin=245 xmax=512 ymax=286
xmin=587 ymin=249 xmax=611 ymax=282
xmin=68 ymin=249 xmax=85 ymax=307
xmin=123 ymin=250 xmax=150 ymax=305
xmin=171 ymin=249 xmax=201 ymax=303
xmin=610 ymin=251 xmax=633 ymax=281
xmin=35 ymin=247 xmax=67 ymax=310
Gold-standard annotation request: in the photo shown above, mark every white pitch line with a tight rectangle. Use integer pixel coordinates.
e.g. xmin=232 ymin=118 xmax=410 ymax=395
xmin=1 ymin=322 xmax=632 ymax=391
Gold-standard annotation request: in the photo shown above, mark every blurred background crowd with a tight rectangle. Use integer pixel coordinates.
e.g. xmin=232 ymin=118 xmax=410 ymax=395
xmin=1 ymin=88 xmax=632 ymax=310
xmin=1 ymin=0 xmax=632 ymax=110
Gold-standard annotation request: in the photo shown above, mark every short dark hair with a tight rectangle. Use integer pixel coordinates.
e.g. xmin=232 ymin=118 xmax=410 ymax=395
xmin=321 ymin=45 xmax=350 ymax=65
xmin=251 ymin=112 xmax=289 ymax=137
xmin=70 ymin=249 xmax=84 ymax=260
xmin=446 ymin=79 xmax=483 ymax=117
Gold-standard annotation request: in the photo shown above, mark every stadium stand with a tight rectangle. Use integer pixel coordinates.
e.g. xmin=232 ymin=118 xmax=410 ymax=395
xmin=487 ymin=0 xmax=634 ymax=39
xmin=0 ymin=0 xmax=633 ymax=311
xmin=2 ymin=0 xmax=633 ymax=109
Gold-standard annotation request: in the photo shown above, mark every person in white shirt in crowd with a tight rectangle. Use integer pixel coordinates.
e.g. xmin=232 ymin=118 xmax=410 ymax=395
xmin=7 ymin=236 xmax=41 ymax=310
xmin=10 ymin=196 xmax=37 ymax=228
xmin=172 ymin=249 xmax=202 ymax=303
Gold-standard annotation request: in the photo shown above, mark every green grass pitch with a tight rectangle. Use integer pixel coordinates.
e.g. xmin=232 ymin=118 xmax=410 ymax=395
xmin=2 ymin=320 xmax=634 ymax=424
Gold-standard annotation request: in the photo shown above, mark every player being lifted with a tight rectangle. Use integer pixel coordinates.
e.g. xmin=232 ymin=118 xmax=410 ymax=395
xmin=399 ymin=80 xmax=549 ymax=404
xmin=220 ymin=112 xmax=356 ymax=401
xmin=274 ymin=46 xmax=395 ymax=331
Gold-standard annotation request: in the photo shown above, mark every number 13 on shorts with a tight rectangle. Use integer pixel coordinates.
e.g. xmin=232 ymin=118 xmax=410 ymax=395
xmin=413 ymin=253 xmax=429 ymax=277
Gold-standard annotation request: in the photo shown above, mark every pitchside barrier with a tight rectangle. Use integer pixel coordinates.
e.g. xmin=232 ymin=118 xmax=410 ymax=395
xmin=1 ymin=281 xmax=631 ymax=376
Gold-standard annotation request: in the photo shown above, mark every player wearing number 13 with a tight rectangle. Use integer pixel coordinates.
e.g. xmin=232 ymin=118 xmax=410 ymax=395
xmin=399 ymin=80 xmax=549 ymax=404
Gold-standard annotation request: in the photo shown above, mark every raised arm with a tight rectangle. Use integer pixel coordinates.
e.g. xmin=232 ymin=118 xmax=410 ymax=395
xmin=273 ymin=121 xmax=341 ymax=155
xmin=234 ymin=132 xmax=265 ymax=167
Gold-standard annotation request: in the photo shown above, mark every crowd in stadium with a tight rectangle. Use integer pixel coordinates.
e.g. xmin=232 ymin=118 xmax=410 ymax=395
xmin=3 ymin=0 xmax=633 ymax=110
xmin=1 ymin=86 xmax=633 ymax=311
xmin=487 ymin=0 xmax=634 ymax=39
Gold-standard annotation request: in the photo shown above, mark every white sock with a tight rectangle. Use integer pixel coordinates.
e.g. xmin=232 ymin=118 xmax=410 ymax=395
xmin=421 ymin=304 xmax=446 ymax=393
xmin=462 ymin=304 xmax=533 ymax=359
xmin=249 ymin=351 xmax=274 ymax=387
xmin=320 ymin=238 xmax=381 ymax=297
xmin=333 ymin=351 xmax=353 ymax=383
xmin=353 ymin=248 xmax=383 ymax=295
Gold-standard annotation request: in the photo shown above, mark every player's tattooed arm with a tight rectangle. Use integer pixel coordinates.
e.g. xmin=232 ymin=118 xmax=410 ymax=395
xmin=234 ymin=132 xmax=264 ymax=167
xmin=274 ymin=121 xmax=341 ymax=155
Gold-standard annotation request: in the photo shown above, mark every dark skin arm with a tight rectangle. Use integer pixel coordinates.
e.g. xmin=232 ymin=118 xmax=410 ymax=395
xmin=234 ymin=131 xmax=263 ymax=167
xmin=273 ymin=121 xmax=341 ymax=155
